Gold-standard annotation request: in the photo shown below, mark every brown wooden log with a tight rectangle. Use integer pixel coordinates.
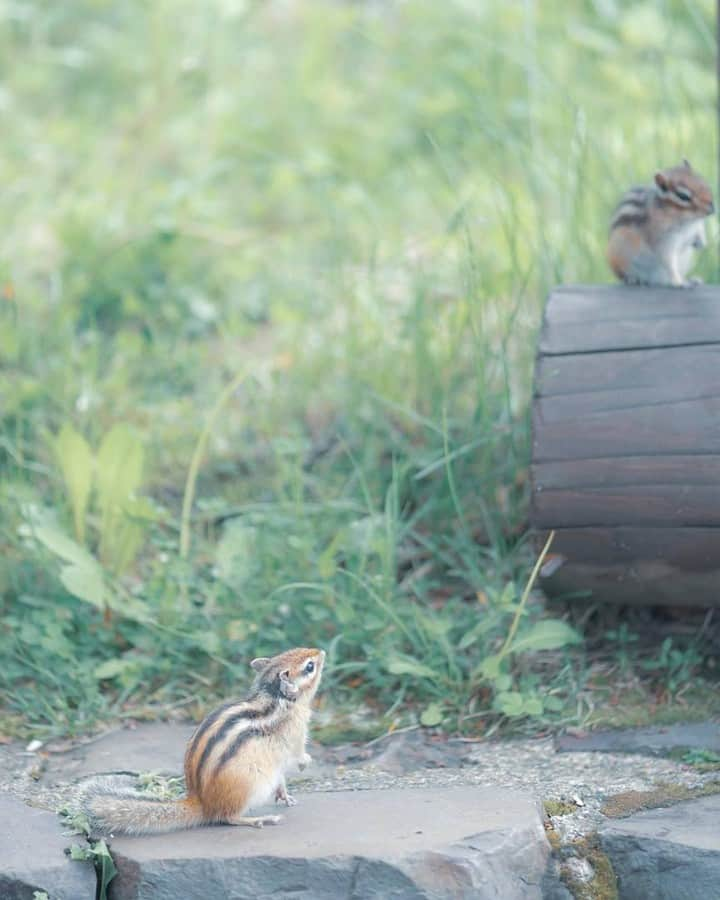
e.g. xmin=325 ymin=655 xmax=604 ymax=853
xmin=539 ymin=284 xmax=720 ymax=354
xmin=531 ymin=285 xmax=720 ymax=607
xmin=536 ymin=528 xmax=720 ymax=606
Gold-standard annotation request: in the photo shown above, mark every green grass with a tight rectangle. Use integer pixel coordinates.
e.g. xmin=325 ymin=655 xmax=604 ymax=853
xmin=1 ymin=0 xmax=718 ymax=740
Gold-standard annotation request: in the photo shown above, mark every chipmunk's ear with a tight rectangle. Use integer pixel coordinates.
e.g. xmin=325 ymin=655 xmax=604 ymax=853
xmin=250 ymin=657 xmax=271 ymax=672
xmin=683 ymin=158 xmax=692 ymax=170
xmin=655 ymin=171 xmax=669 ymax=191
xmin=279 ymin=669 xmax=299 ymax=700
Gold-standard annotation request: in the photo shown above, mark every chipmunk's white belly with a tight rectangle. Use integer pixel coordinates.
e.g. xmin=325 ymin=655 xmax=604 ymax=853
xmin=661 ymin=218 xmax=706 ymax=282
xmin=666 ymin=218 xmax=704 ymax=251
xmin=245 ymin=766 xmax=283 ymax=811
xmin=666 ymin=219 xmax=704 ymax=251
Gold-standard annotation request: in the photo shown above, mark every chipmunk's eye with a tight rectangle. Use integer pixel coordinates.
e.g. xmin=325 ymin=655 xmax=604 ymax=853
xmin=675 ymin=187 xmax=693 ymax=203
xmin=304 ymin=660 xmax=315 ymax=674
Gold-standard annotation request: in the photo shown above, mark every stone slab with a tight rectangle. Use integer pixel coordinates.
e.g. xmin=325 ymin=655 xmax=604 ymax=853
xmin=46 ymin=723 xmax=195 ymax=782
xmin=40 ymin=723 xmax=336 ymax=785
xmin=0 ymin=794 xmax=96 ymax=900
xmin=556 ymin=721 xmax=720 ymax=756
xmin=107 ymin=786 xmax=549 ymax=900
xmin=600 ymin=794 xmax=720 ymax=900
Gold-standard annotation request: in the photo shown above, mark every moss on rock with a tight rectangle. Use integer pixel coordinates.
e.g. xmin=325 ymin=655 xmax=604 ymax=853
xmin=544 ymin=798 xmax=578 ymax=817
xmin=545 ymin=827 xmax=618 ymax=900
xmin=601 ymin=779 xmax=720 ymax=818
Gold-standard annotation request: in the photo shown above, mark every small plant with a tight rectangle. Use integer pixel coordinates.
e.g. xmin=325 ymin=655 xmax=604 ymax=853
xmin=63 ymin=802 xmax=117 ymax=900
xmin=69 ymin=840 xmax=117 ymax=900
xmin=32 ymin=423 xmax=154 ymax=622
xmin=680 ymin=748 xmax=720 ymax=770
xmin=605 ymin=624 xmax=639 ymax=677
xmin=54 ymin=422 xmax=153 ymax=574
xmin=470 ymin=533 xmax=581 ymax=719
xmin=640 ymin=637 xmax=703 ymax=695
xmin=383 ymin=533 xmax=582 ymax=725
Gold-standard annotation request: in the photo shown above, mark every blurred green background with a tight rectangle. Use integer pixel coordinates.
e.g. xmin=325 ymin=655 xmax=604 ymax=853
xmin=1 ymin=0 xmax=718 ymax=740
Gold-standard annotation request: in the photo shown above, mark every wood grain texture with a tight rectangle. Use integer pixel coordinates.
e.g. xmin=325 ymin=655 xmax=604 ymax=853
xmin=534 ymin=486 xmax=720 ymax=528
xmin=539 ymin=526 xmax=720 ymax=568
xmin=536 ymin=344 xmax=720 ymax=402
xmin=532 ymin=397 xmax=720 ymax=461
xmin=531 ymin=285 xmax=720 ymax=607
xmin=534 ymin=528 xmax=720 ymax=607
xmin=533 ymin=456 xmax=720 ymax=489
xmin=539 ymin=284 xmax=720 ymax=355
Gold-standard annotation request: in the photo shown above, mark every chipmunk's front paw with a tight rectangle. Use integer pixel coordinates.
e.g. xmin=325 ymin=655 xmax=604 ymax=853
xmin=298 ymin=753 xmax=312 ymax=771
xmin=275 ymin=783 xmax=298 ymax=807
xmin=688 ymin=276 xmax=703 ymax=286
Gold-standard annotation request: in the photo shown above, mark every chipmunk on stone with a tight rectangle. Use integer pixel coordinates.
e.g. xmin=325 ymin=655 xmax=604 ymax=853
xmin=607 ymin=160 xmax=714 ymax=287
xmin=80 ymin=647 xmax=325 ymax=835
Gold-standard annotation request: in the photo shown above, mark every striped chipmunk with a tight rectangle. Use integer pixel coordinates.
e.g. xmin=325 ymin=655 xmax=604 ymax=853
xmin=80 ymin=647 xmax=325 ymax=835
xmin=607 ymin=159 xmax=715 ymax=287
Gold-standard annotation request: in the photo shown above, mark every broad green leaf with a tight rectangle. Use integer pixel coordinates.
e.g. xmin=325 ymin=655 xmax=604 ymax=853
xmin=60 ymin=562 xmax=106 ymax=609
xmin=96 ymin=424 xmax=145 ymax=567
xmin=458 ymin=630 xmax=479 ymax=651
xmin=458 ymin=610 xmax=503 ymax=649
xmin=386 ymin=657 xmax=438 ymax=680
xmin=54 ymin=424 xmax=93 ymax=543
xmin=414 ymin=609 xmax=451 ymax=638
xmin=106 ymin=495 xmax=154 ymax=575
xmin=215 ymin=521 xmax=256 ymax=588
xmin=494 ymin=691 xmax=524 ymax=717
xmin=420 ymin=703 xmax=443 ymax=727
xmin=122 ymin=495 xmax=157 ymax=520
xmin=96 ymin=424 xmax=144 ymax=517
xmin=473 ymin=653 xmax=503 ymax=681
xmin=93 ymin=838 xmax=118 ymax=899
xmin=317 ymin=529 xmax=346 ymax=580
xmin=34 ymin=522 xmax=96 ymax=569
xmin=107 ymin=518 xmax=144 ymax=576
xmin=523 ymin=695 xmax=544 ymax=717
xmin=497 ymin=581 xmax=517 ymax=609
xmin=508 ymin=620 xmax=582 ymax=655
xmin=544 ymin=695 xmax=564 ymax=712
xmin=113 ymin=593 xmax=150 ymax=625
xmin=94 ymin=658 xmax=136 ymax=680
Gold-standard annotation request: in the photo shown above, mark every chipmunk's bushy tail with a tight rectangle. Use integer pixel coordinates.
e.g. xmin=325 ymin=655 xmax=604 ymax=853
xmin=79 ymin=775 xmax=204 ymax=836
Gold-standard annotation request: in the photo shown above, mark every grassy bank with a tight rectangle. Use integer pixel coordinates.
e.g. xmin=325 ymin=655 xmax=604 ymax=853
xmin=1 ymin=0 xmax=718 ymax=740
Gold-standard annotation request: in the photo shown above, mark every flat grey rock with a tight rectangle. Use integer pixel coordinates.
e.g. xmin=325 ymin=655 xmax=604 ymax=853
xmin=600 ymin=794 xmax=720 ymax=900
xmin=0 ymin=794 xmax=96 ymax=900
xmin=46 ymin=723 xmax=194 ymax=782
xmin=37 ymin=723 xmax=335 ymax=785
xmin=108 ymin=786 xmax=549 ymax=900
xmin=556 ymin=721 xmax=720 ymax=755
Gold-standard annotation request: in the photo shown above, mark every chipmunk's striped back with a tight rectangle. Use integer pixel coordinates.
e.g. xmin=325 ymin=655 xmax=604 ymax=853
xmin=609 ymin=186 xmax=652 ymax=232
xmin=184 ymin=694 xmax=281 ymax=794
